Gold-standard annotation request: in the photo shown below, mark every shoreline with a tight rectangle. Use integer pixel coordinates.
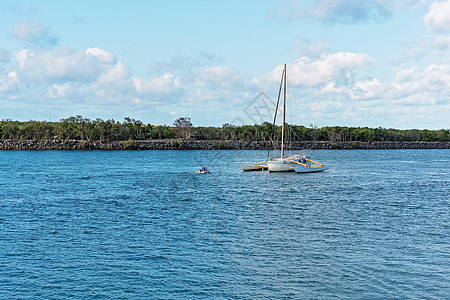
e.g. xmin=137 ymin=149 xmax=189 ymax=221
xmin=0 ymin=140 xmax=449 ymax=150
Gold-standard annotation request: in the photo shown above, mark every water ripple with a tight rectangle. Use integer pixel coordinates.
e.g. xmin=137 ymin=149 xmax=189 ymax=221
xmin=0 ymin=149 xmax=448 ymax=298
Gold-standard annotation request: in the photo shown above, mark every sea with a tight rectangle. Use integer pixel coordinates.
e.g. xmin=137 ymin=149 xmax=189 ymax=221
xmin=0 ymin=149 xmax=449 ymax=299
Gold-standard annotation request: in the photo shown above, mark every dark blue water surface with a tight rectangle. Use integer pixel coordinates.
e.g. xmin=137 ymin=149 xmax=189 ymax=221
xmin=0 ymin=149 xmax=449 ymax=299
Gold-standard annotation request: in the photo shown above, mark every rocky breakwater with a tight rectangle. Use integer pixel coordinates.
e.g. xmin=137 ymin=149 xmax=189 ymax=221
xmin=289 ymin=141 xmax=450 ymax=149
xmin=0 ymin=139 xmax=449 ymax=150
xmin=0 ymin=140 xmax=272 ymax=150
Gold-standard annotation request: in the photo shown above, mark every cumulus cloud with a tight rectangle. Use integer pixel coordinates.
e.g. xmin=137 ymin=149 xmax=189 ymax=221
xmin=8 ymin=46 xmax=138 ymax=104
xmin=284 ymin=61 xmax=449 ymax=128
xmin=271 ymin=0 xmax=424 ymax=24
xmin=134 ymin=73 xmax=182 ymax=97
xmin=192 ymin=66 xmax=241 ymax=89
xmin=351 ymin=64 xmax=450 ymax=102
xmin=13 ymin=19 xmax=58 ymax=45
xmin=6 ymin=45 xmax=192 ymax=105
xmin=46 ymin=64 xmax=132 ymax=103
xmin=97 ymin=61 xmax=130 ymax=85
xmin=185 ymin=66 xmax=256 ymax=105
xmin=4 ymin=42 xmax=448 ymax=128
xmin=0 ymin=47 xmax=10 ymax=62
xmin=0 ymin=71 xmax=19 ymax=94
xmin=14 ymin=48 xmax=116 ymax=83
xmin=350 ymin=78 xmax=385 ymax=99
xmin=265 ymin=52 xmax=374 ymax=88
xmin=256 ymin=53 xmax=449 ymax=128
xmin=85 ymin=47 xmax=116 ymax=64
xmin=424 ymin=0 xmax=450 ymax=31
xmin=48 ymin=82 xmax=79 ymax=99
xmin=393 ymin=64 xmax=450 ymax=95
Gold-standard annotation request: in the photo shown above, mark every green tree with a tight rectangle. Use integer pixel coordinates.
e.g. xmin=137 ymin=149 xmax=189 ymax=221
xmin=173 ymin=117 xmax=193 ymax=139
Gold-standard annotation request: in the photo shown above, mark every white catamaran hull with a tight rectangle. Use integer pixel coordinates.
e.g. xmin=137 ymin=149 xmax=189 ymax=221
xmin=267 ymin=159 xmax=296 ymax=172
xmin=241 ymin=164 xmax=267 ymax=171
xmin=294 ymin=166 xmax=328 ymax=173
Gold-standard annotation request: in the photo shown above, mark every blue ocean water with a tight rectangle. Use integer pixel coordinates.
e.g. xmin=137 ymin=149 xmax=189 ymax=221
xmin=0 ymin=149 xmax=449 ymax=299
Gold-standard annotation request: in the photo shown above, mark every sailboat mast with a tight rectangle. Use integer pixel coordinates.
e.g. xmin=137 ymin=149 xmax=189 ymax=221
xmin=280 ymin=63 xmax=286 ymax=158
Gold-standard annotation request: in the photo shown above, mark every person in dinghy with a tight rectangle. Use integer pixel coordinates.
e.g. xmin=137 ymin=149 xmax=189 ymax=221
xmin=196 ymin=166 xmax=210 ymax=174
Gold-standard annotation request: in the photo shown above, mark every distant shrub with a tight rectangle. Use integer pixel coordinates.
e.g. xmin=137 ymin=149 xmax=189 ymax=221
xmin=120 ymin=138 xmax=137 ymax=149
xmin=80 ymin=140 xmax=89 ymax=150
xmin=171 ymin=140 xmax=185 ymax=149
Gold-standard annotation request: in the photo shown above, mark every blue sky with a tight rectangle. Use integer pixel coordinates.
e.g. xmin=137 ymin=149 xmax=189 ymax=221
xmin=0 ymin=0 xmax=449 ymax=129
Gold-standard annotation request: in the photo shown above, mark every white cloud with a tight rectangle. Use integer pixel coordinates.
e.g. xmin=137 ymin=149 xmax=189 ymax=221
xmin=14 ymin=48 xmax=115 ymax=83
xmin=187 ymin=66 xmax=254 ymax=104
xmin=3 ymin=43 xmax=448 ymax=128
xmin=11 ymin=47 xmax=137 ymax=104
xmin=97 ymin=61 xmax=130 ymax=85
xmin=0 ymin=71 xmax=19 ymax=94
xmin=192 ymin=66 xmax=240 ymax=89
xmin=259 ymin=56 xmax=449 ymax=129
xmin=3 ymin=45 xmax=379 ymax=123
xmin=134 ymin=72 xmax=181 ymax=96
xmin=391 ymin=65 xmax=450 ymax=100
xmin=7 ymin=46 xmax=189 ymax=105
xmin=424 ymin=0 xmax=450 ymax=31
xmin=319 ymin=81 xmax=347 ymax=95
xmin=350 ymin=78 xmax=384 ymax=99
xmin=13 ymin=19 xmax=58 ymax=45
xmin=271 ymin=0 xmax=424 ymax=24
xmin=91 ymin=62 xmax=133 ymax=102
xmin=85 ymin=48 xmax=116 ymax=64
xmin=351 ymin=64 xmax=450 ymax=102
xmin=48 ymin=82 xmax=78 ymax=99
xmin=266 ymin=52 xmax=374 ymax=88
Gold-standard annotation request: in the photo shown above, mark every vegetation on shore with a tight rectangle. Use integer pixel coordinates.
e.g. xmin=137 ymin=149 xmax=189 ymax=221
xmin=1 ymin=116 xmax=449 ymax=142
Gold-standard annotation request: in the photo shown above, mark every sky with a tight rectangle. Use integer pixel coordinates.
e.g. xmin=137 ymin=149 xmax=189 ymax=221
xmin=0 ymin=0 xmax=449 ymax=129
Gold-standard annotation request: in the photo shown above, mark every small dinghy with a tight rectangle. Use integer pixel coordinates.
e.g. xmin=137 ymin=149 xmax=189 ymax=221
xmin=196 ymin=166 xmax=210 ymax=174
xmin=196 ymin=170 xmax=211 ymax=174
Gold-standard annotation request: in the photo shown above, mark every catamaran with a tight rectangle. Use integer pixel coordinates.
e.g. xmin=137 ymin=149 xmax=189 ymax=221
xmin=241 ymin=63 xmax=327 ymax=173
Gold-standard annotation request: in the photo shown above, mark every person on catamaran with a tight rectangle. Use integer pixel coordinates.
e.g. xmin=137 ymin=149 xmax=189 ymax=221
xmin=201 ymin=166 xmax=209 ymax=172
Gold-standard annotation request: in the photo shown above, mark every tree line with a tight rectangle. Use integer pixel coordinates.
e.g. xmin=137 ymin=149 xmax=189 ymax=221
xmin=0 ymin=116 xmax=449 ymax=142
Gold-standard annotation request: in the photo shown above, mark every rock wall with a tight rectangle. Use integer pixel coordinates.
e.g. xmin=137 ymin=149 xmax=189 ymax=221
xmin=0 ymin=140 xmax=449 ymax=150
